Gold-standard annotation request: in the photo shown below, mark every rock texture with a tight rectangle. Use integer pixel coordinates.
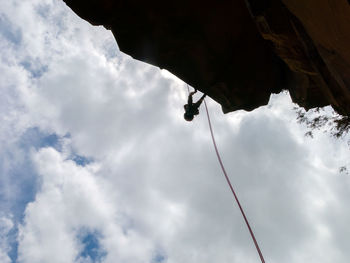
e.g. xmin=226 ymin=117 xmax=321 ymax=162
xmin=62 ymin=0 xmax=350 ymax=115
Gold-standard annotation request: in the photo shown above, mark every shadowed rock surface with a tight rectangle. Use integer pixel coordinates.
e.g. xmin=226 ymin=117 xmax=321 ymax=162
xmin=62 ymin=0 xmax=350 ymax=115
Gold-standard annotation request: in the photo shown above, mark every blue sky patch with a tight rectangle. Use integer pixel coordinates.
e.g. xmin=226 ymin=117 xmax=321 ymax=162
xmin=20 ymin=60 xmax=48 ymax=79
xmin=0 ymin=127 xmax=62 ymax=262
xmin=152 ymin=251 xmax=167 ymax=263
xmin=7 ymin=227 xmax=18 ymax=263
xmin=0 ymin=127 xmax=96 ymax=262
xmin=0 ymin=14 xmax=22 ymax=45
xmin=0 ymin=127 xmax=66 ymax=262
xmin=78 ymin=230 xmax=107 ymax=262
xmin=72 ymin=154 xmax=93 ymax=167
xmin=19 ymin=127 xmax=61 ymax=152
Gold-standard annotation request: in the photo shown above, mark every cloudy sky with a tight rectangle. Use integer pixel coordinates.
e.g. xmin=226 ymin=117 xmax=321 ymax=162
xmin=1 ymin=0 xmax=350 ymax=263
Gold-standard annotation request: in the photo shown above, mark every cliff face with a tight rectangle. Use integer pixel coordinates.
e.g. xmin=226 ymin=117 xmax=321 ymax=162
xmin=62 ymin=0 xmax=350 ymax=116
xmin=248 ymin=0 xmax=350 ymax=116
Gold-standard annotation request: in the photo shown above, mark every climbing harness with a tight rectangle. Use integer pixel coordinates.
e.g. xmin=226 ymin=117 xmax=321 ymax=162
xmin=186 ymin=84 xmax=265 ymax=263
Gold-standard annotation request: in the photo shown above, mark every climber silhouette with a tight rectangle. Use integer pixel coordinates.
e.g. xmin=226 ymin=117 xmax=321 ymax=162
xmin=184 ymin=90 xmax=206 ymax=121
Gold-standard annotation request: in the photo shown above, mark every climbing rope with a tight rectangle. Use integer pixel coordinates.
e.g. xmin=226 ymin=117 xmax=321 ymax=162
xmin=202 ymin=97 xmax=266 ymax=263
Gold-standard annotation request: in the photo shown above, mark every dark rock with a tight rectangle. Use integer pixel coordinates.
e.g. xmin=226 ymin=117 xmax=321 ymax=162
xmin=62 ymin=0 xmax=350 ymax=116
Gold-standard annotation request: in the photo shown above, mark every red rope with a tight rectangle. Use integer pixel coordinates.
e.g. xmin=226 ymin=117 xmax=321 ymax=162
xmin=203 ymin=100 xmax=266 ymax=263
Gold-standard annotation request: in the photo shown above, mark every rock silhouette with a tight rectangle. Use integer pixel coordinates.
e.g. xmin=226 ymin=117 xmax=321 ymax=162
xmin=62 ymin=0 xmax=350 ymax=116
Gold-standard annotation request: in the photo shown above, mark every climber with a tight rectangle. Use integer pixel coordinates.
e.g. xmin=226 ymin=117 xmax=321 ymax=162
xmin=184 ymin=89 xmax=206 ymax=121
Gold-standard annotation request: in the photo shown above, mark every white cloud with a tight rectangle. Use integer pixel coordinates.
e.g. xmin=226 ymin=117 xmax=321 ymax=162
xmin=0 ymin=215 xmax=14 ymax=263
xmin=17 ymin=147 xmax=156 ymax=263
xmin=1 ymin=0 xmax=350 ymax=263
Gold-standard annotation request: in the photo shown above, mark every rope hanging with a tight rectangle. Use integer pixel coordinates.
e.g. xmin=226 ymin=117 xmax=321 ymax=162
xmin=183 ymin=83 xmax=264 ymax=262
xmin=203 ymin=99 xmax=265 ymax=263
xmin=185 ymin=84 xmax=265 ymax=262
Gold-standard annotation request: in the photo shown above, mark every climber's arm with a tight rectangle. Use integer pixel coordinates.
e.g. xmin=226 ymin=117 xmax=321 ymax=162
xmin=188 ymin=91 xmax=197 ymax=105
xmin=194 ymin=93 xmax=206 ymax=108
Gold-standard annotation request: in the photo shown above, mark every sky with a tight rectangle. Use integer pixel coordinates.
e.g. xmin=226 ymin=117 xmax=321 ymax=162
xmin=1 ymin=0 xmax=350 ymax=263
